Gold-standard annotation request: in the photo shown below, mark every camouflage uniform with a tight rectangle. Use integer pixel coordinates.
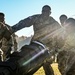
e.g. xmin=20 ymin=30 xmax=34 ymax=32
xmin=11 ymin=14 xmax=64 ymax=75
xmin=57 ymin=34 xmax=75 ymax=75
xmin=12 ymin=14 xmax=61 ymax=48
xmin=0 ymin=22 xmax=17 ymax=61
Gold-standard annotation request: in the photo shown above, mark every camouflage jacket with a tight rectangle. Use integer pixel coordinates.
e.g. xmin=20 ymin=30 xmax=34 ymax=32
xmin=12 ymin=14 xmax=64 ymax=50
xmin=0 ymin=22 xmax=17 ymax=59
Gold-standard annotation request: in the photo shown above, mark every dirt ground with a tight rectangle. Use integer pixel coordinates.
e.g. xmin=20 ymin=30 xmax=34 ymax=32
xmin=34 ymin=63 xmax=61 ymax=75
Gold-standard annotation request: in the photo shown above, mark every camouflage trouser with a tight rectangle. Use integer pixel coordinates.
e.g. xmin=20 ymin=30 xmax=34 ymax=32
xmin=57 ymin=50 xmax=75 ymax=75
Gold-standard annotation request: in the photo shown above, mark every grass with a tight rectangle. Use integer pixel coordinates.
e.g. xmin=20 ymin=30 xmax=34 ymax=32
xmin=34 ymin=63 xmax=61 ymax=75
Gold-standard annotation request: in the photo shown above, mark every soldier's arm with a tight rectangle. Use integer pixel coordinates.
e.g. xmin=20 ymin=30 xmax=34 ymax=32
xmin=11 ymin=16 xmax=35 ymax=33
xmin=0 ymin=22 xmax=9 ymax=40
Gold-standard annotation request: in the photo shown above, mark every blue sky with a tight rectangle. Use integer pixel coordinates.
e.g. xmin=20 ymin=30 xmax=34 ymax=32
xmin=0 ymin=0 xmax=75 ymax=36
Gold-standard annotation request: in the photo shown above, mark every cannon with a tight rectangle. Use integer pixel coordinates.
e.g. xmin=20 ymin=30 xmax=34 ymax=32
xmin=0 ymin=41 xmax=53 ymax=75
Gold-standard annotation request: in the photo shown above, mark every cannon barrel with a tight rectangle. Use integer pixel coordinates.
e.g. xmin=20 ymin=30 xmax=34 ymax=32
xmin=0 ymin=41 xmax=51 ymax=75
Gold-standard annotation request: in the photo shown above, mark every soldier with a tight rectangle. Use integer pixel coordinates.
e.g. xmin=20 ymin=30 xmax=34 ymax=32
xmin=53 ymin=14 xmax=67 ymax=63
xmin=11 ymin=5 xmax=62 ymax=75
xmin=0 ymin=12 xmax=17 ymax=61
xmin=57 ymin=18 xmax=75 ymax=75
xmin=58 ymin=14 xmax=68 ymax=44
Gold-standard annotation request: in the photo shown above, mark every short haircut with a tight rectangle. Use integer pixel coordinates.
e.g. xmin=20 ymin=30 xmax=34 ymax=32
xmin=59 ymin=14 xmax=67 ymax=20
xmin=0 ymin=12 xmax=5 ymax=17
xmin=65 ymin=18 xmax=75 ymax=26
xmin=42 ymin=5 xmax=51 ymax=10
